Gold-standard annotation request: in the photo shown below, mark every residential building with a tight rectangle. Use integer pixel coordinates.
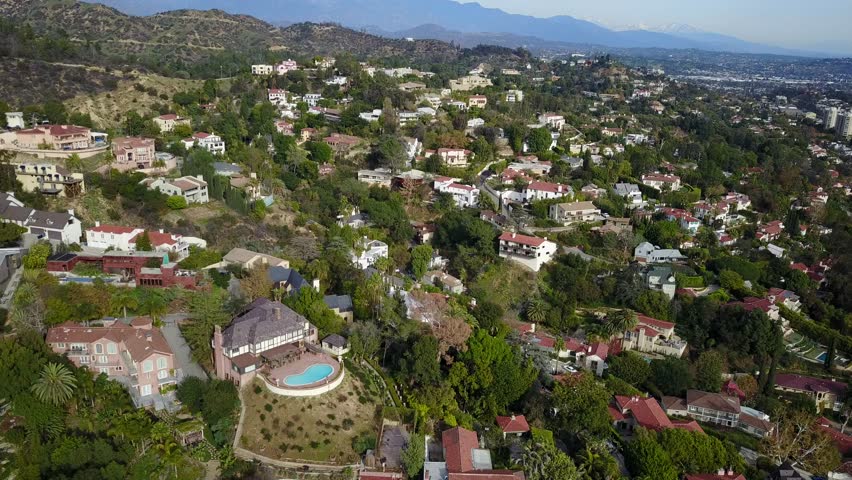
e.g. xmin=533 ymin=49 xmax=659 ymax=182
xmin=756 ymin=220 xmax=784 ymax=242
xmin=432 ymin=148 xmax=472 ymax=167
xmin=47 ymin=319 xmax=179 ymax=409
xmin=774 ymin=374 xmax=847 ymax=411
xmin=213 ymin=299 xmax=318 ymax=386
xmin=538 ymin=113 xmax=565 ymax=130
xmin=466 ymin=118 xmax=485 ymax=129
xmin=182 ymin=132 xmax=225 ymax=155
xmin=358 ymin=168 xmax=393 ymax=188
xmin=524 ymin=181 xmax=572 ymax=202
xmin=403 ymin=137 xmax=421 ymax=161
xmin=421 ymin=271 xmax=464 ymax=295
xmin=141 ymin=175 xmax=209 ymax=204
xmin=609 ymin=395 xmax=703 ymax=434
xmin=468 ymin=95 xmax=488 ymax=108
xmin=14 ymin=124 xmax=94 ymax=150
xmin=323 ymin=295 xmax=354 ymax=322
xmin=11 ymin=162 xmax=85 ymax=197
xmin=425 ymin=427 xmax=525 ymax=480
xmin=320 ymin=334 xmax=350 ymax=356
xmin=304 ymin=93 xmax=322 ymax=107
xmin=641 ymin=173 xmax=682 ymax=191
xmin=613 ymin=182 xmax=643 ymax=206
xmin=634 ymin=242 xmax=686 ymax=264
xmin=645 ymin=266 xmax=677 ymax=300
xmin=154 ymin=114 xmax=190 ymax=133
xmin=0 ymin=192 xmax=82 ymax=244
xmin=398 ymin=81 xmax=426 ymax=92
xmin=324 ymin=133 xmax=363 ymax=152
xmin=448 ymin=75 xmax=493 ymax=91
xmin=351 ymin=237 xmax=389 ymax=269
xmin=560 ymin=338 xmax=610 ymax=376
xmin=620 ymin=314 xmax=687 ymax=357
xmin=112 ymin=137 xmax=156 ymax=170
xmin=662 ymin=207 xmax=701 ymax=234
xmin=822 ymin=106 xmax=839 ymax=130
xmin=85 ymin=223 xmax=205 ymax=260
xmin=505 ymin=90 xmax=524 ymax=103
xmin=434 ymin=178 xmax=480 ymax=208
xmin=496 ymin=415 xmax=529 ymax=439
xmin=275 ymin=59 xmax=298 ymax=75
xmin=549 ymin=201 xmax=601 ymax=225
xmin=251 ymin=64 xmax=273 ymax=75
xmin=663 ymin=390 xmax=774 ymax=437
xmin=767 ymin=288 xmax=801 ymax=312
xmin=267 ymin=88 xmax=288 ymax=103
xmin=5 ymin=112 xmax=25 ymax=129
xmin=498 ymin=232 xmax=557 ymax=272
xmin=726 ymin=297 xmax=780 ymax=321
xmin=47 ymin=251 xmax=198 ymax=289
xmin=268 ymin=266 xmax=316 ymax=296
xmin=217 ymin=247 xmax=289 ymax=271
xmin=837 ymin=110 xmax=852 ymax=139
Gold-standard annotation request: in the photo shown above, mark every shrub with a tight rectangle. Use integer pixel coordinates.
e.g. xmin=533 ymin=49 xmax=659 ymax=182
xmin=264 ymin=404 xmax=273 ymax=412
xmin=167 ymin=195 xmax=188 ymax=210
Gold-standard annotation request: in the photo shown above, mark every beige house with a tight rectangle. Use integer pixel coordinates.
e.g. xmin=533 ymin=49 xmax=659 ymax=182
xmin=549 ymin=201 xmax=601 ymax=225
xmin=11 ymin=162 xmax=85 ymax=197
xmin=15 ymin=124 xmax=92 ymax=150
xmin=47 ymin=318 xmax=179 ymax=409
xmin=154 ymin=114 xmax=190 ymax=133
xmin=449 ymin=75 xmax=493 ymax=91
xmin=619 ymin=315 xmax=687 ymax=357
xmin=112 ymin=137 xmax=156 ymax=171
xmin=141 ymin=175 xmax=209 ymax=204
xmin=214 ymin=247 xmax=290 ymax=270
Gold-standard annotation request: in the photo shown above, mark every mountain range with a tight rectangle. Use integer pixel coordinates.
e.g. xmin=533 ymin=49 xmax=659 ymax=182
xmin=83 ymin=0 xmax=837 ymax=58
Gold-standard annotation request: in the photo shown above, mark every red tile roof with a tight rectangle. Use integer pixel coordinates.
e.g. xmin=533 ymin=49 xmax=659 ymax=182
xmin=496 ymin=415 xmax=530 ymax=434
xmin=158 ymin=114 xmax=178 ymax=120
xmin=499 ymin=232 xmax=546 ymax=247
xmin=614 ymin=395 xmax=673 ymax=431
xmin=671 ymin=419 xmax=705 ymax=433
xmin=526 ymin=181 xmax=569 ymax=193
xmin=131 ymin=231 xmax=178 ymax=247
xmin=442 ymin=427 xmax=479 ymax=473
xmin=816 ymin=417 xmax=852 ymax=455
xmin=775 ymin=374 xmax=847 ymax=396
xmin=636 ymin=314 xmax=675 ymax=331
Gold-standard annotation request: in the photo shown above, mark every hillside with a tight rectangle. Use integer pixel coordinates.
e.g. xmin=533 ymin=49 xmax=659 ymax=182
xmin=0 ymin=58 xmax=126 ymax=106
xmin=0 ymin=0 xmax=524 ymax=76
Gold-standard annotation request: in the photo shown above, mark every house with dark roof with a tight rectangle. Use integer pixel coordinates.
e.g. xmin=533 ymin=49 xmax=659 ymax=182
xmin=323 ymin=295 xmax=353 ymax=322
xmin=321 ymin=334 xmax=350 ymax=356
xmin=0 ymin=192 xmax=82 ymax=244
xmin=775 ymin=374 xmax=847 ymax=411
xmin=213 ymin=299 xmax=317 ymax=386
xmin=663 ymin=390 xmax=774 ymax=438
xmin=268 ymin=266 xmax=316 ymax=296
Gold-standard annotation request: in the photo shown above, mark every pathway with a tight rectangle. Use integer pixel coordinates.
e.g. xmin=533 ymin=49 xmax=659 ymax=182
xmin=161 ymin=322 xmax=208 ymax=380
xmin=0 ymin=265 xmax=23 ymax=309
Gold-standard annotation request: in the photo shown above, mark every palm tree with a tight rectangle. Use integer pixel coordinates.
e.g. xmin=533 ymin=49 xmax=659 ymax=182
xmin=140 ymin=291 xmax=168 ymax=327
xmin=604 ymin=309 xmax=638 ymax=342
xmin=31 ymin=363 xmax=77 ymax=406
xmin=112 ymin=288 xmax=139 ymax=320
xmin=525 ymin=297 xmax=548 ymax=325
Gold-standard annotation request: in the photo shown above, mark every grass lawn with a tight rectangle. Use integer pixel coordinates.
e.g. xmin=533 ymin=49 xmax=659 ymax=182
xmin=699 ymin=422 xmax=760 ymax=451
xmin=240 ymin=364 xmax=383 ymax=464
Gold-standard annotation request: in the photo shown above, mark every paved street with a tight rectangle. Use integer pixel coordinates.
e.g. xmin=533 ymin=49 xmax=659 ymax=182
xmin=159 ymin=316 xmax=208 ymax=380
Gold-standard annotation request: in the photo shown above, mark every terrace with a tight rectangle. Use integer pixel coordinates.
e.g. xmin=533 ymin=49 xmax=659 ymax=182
xmin=259 ymin=348 xmax=344 ymax=397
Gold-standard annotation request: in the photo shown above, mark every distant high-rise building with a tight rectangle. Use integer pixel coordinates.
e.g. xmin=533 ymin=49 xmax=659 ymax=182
xmin=837 ymin=111 xmax=852 ymax=140
xmin=823 ymin=106 xmax=839 ymax=130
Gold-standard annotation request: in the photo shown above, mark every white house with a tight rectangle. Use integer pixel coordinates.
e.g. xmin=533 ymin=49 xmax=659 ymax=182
xmin=252 ymin=64 xmax=273 ymax=75
xmin=434 ymin=178 xmax=480 ymax=208
xmin=182 ymin=132 xmax=225 ymax=155
xmin=5 ymin=112 xmax=25 ymax=129
xmin=85 ymin=223 xmax=206 ymax=260
xmin=641 ymin=173 xmax=682 ymax=191
xmin=467 ymin=118 xmax=485 ymax=129
xmin=538 ymin=113 xmax=565 ymax=130
xmin=0 ymin=193 xmax=82 ymax=245
xmin=549 ymin=201 xmax=601 ymax=225
xmin=351 ymin=237 xmax=389 ymax=269
xmin=505 ymin=90 xmax=524 ymax=103
xmin=304 ymin=94 xmax=322 ymax=107
xmin=634 ymin=242 xmax=686 ymax=264
xmin=468 ymin=95 xmax=488 ymax=109
xmin=403 ymin=137 xmax=421 ymax=161
xmin=645 ymin=266 xmax=677 ymax=300
xmin=613 ymin=183 xmax=643 ymax=207
xmin=141 ymin=175 xmax=209 ymax=204
xmin=359 ymin=109 xmax=383 ymax=122
xmin=267 ymin=89 xmax=288 ymax=103
xmin=524 ymin=181 xmax=573 ymax=202
xmin=154 ymin=114 xmax=190 ymax=133
xmin=621 ymin=314 xmax=687 ymax=357
xmin=498 ymin=232 xmax=558 ymax=272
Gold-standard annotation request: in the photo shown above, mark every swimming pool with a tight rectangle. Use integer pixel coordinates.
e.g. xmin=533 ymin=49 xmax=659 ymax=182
xmin=284 ymin=364 xmax=334 ymax=386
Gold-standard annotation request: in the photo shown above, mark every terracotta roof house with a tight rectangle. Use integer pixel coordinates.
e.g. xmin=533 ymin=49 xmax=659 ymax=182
xmin=496 ymin=415 xmax=530 ymax=438
xmin=775 ymin=374 xmax=847 ymax=411
xmin=434 ymin=427 xmax=526 ymax=480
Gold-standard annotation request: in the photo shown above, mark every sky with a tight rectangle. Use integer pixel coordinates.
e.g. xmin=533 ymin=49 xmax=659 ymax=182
xmin=461 ymin=0 xmax=852 ymax=54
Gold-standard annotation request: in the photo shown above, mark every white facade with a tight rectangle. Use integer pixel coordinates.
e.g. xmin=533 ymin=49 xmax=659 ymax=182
xmin=304 ymin=94 xmax=322 ymax=107
xmin=498 ymin=232 xmax=557 ymax=272
xmin=351 ymin=237 xmax=389 ymax=269
xmin=434 ymin=179 xmax=480 ymax=208
xmin=275 ymin=60 xmax=298 ymax=75
xmin=524 ymin=182 xmax=573 ymax=202
xmin=634 ymin=242 xmax=686 ymax=264
xmin=252 ymin=64 xmax=274 ymax=75
xmin=436 ymin=148 xmax=471 ymax=167
xmin=613 ymin=183 xmax=643 ymax=206
xmin=641 ymin=174 xmax=682 ymax=191
xmin=5 ymin=112 xmax=25 ymax=129
xmin=549 ymin=201 xmax=601 ymax=225
xmin=143 ymin=175 xmax=209 ymax=204
xmin=184 ymin=132 xmax=226 ymax=155
xmin=505 ymin=90 xmax=524 ymax=103
xmin=538 ymin=113 xmax=565 ymax=130
xmin=268 ymin=89 xmax=288 ymax=103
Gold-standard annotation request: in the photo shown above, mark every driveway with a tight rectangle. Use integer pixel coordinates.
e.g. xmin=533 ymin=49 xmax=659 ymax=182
xmin=161 ymin=321 xmax=208 ymax=380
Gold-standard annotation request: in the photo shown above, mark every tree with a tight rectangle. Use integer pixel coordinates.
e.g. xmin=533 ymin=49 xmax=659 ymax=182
xmin=527 ymin=127 xmax=553 ymax=154
xmin=624 ymin=428 xmax=678 ymax=480
xmin=182 ymin=290 xmax=231 ymax=364
xmin=10 ymin=282 xmax=45 ymax=333
xmin=523 ymin=441 xmax=583 ymax=480
xmin=604 ymin=309 xmax=638 ymax=340
xmin=410 ymin=244 xmax=433 ymax=279
xmin=525 ymin=297 xmax=548 ymax=324
xmin=134 ymin=231 xmax=152 ymax=251
xmin=578 ymin=440 xmax=621 ymax=480
xmin=649 ymin=357 xmax=693 ymax=396
xmin=306 ymin=141 xmax=333 ymax=163
xmin=166 ymin=195 xmax=188 ymax=210
xmin=22 ymin=242 xmax=51 ymax=269
xmin=760 ymin=407 xmax=841 ymax=475
xmin=377 ymin=134 xmax=408 ymax=173
xmin=551 ymin=372 xmax=613 ymax=440
xmin=349 ymin=321 xmax=381 ymax=359
xmin=139 ymin=290 xmax=168 ymax=327
xmin=431 ymin=311 xmax=472 ymax=363
xmin=472 ymin=301 xmax=504 ymax=334
xmin=694 ymin=350 xmax=724 ymax=392
xmin=241 ymin=264 xmax=271 ymax=301
xmin=401 ymin=335 xmax=442 ymax=387
xmin=31 ymin=362 xmax=77 ymax=406
xmin=632 ymin=290 xmax=672 ymax=321
xmin=401 ymin=434 xmax=425 ymax=478
xmin=608 ymin=351 xmax=651 ymax=386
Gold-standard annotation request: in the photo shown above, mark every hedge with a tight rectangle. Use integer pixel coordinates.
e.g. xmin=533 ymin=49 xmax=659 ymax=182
xmin=676 ymin=273 xmax=705 ymax=289
xmin=781 ymin=306 xmax=852 ymax=355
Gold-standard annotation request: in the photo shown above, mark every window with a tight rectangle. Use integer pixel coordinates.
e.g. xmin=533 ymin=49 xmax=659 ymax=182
xmin=98 ymin=355 xmax=108 ymax=364
xmin=95 ymin=343 xmax=103 ymax=354
xmin=56 ymin=342 xmax=65 ymax=348
xmin=80 ymin=356 xmax=90 ymax=364
xmin=142 ymin=360 xmax=153 ymax=373
xmin=99 ymin=367 xmax=110 ymax=374
xmin=107 ymin=343 xmax=117 ymax=354
xmin=157 ymin=369 xmax=168 ymax=380
xmin=157 ymin=357 xmax=167 ymax=370
xmin=140 ymin=384 xmax=152 ymax=396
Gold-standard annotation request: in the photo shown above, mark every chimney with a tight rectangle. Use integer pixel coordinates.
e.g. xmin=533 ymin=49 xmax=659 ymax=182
xmin=717 ymin=469 xmax=725 ymax=476
xmin=312 ymin=278 xmax=320 ymax=292
xmin=159 ymin=229 xmax=164 ymax=234
xmin=145 ymin=332 xmax=153 ymax=342
xmin=511 ymin=232 xmax=516 ymax=239
xmin=67 ymin=209 xmax=75 ymax=217
xmin=273 ymin=307 xmax=282 ymax=320
xmin=510 ymin=414 xmax=516 ymax=421
xmin=95 ymin=221 xmax=100 ymax=227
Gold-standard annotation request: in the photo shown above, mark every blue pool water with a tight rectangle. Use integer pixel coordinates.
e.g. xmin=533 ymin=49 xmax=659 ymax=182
xmin=284 ymin=364 xmax=334 ymax=386
xmin=817 ymin=352 xmax=827 ymax=362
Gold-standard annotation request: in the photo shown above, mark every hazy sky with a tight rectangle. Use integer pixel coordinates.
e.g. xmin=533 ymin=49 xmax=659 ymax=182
xmin=462 ymin=0 xmax=851 ymax=53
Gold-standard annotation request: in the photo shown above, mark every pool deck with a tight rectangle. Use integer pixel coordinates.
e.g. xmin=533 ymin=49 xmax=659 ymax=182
xmin=264 ymin=352 xmax=341 ymax=390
